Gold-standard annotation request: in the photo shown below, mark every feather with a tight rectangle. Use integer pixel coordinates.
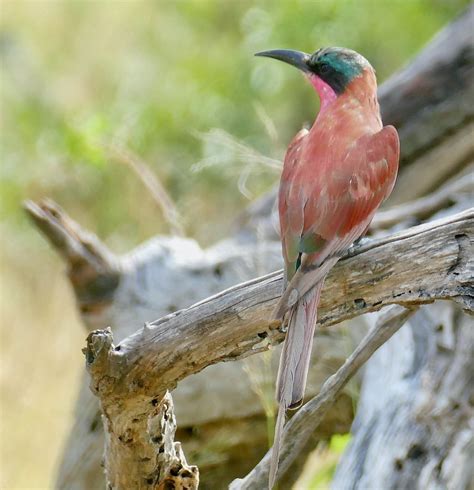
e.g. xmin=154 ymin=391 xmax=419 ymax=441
xmin=269 ymin=283 xmax=323 ymax=488
xmin=269 ymin=402 xmax=286 ymax=489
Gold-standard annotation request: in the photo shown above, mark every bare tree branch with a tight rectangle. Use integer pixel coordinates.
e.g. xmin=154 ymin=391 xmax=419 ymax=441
xmin=332 ymin=304 xmax=474 ymax=490
xmin=379 ymin=5 xmax=474 ymax=179
xmin=230 ymin=306 xmax=417 ymax=489
xmin=371 ymin=170 xmax=473 ymax=230
xmin=23 ymin=199 xmax=120 ymax=316
xmin=87 ymin=208 xmax=473 ymax=403
xmin=82 ymin=208 xmax=471 ymax=489
xmin=84 ymin=328 xmax=199 ymax=488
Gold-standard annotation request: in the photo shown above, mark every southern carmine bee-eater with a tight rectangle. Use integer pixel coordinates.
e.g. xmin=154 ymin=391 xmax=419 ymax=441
xmin=256 ymin=47 xmax=400 ymax=488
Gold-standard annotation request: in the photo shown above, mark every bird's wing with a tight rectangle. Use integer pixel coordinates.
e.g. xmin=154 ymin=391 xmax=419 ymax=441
xmin=275 ymin=125 xmax=399 ymax=317
xmin=278 ymin=127 xmax=309 ymax=286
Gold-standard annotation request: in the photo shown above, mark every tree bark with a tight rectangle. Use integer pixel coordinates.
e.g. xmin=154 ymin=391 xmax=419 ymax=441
xmin=85 ymin=209 xmax=473 ymax=399
xmin=332 ymin=303 xmax=474 ymax=490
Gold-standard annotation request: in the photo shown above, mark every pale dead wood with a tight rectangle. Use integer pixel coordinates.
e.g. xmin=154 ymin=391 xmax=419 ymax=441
xmin=88 ymin=208 xmax=473 ymax=399
xmin=371 ymin=170 xmax=473 ymax=230
xmin=23 ymin=199 xmax=120 ymax=316
xmin=151 ymin=393 xmax=199 ymax=490
xmin=379 ymin=5 xmax=474 ymax=172
xmin=388 ymin=123 xmax=473 ymax=206
xmin=83 ymin=209 xmax=472 ymax=489
xmin=23 ymin=198 xmax=117 ymax=271
xmin=332 ymin=304 xmax=474 ymax=490
xmin=230 ymin=306 xmax=417 ymax=490
xmin=84 ymin=330 xmax=199 ymax=489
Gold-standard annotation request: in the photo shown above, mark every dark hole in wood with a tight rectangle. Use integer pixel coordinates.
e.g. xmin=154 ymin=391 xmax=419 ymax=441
xmin=354 ymin=298 xmax=366 ymax=308
xmin=407 ymin=444 xmax=426 ymax=460
xmin=257 ymin=331 xmax=268 ymax=339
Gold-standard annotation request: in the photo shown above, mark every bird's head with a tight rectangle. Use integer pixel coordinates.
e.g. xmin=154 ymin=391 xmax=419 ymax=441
xmin=256 ymin=47 xmax=374 ymax=108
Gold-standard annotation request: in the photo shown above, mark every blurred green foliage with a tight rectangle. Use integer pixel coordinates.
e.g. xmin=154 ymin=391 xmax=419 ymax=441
xmin=1 ymin=0 xmax=469 ymax=248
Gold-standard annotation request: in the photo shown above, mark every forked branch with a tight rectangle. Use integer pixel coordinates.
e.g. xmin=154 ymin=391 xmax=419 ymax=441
xmin=230 ymin=306 xmax=418 ymax=489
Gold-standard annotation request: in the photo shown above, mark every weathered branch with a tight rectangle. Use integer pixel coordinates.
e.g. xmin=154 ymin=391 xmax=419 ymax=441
xmin=230 ymin=306 xmax=417 ymax=489
xmin=82 ymin=208 xmax=471 ymax=489
xmin=88 ymin=208 xmax=473 ymax=403
xmin=148 ymin=393 xmax=199 ymax=489
xmin=23 ymin=199 xmax=120 ymax=318
xmin=84 ymin=333 xmax=200 ymax=489
xmin=332 ymin=303 xmax=474 ymax=489
xmin=371 ymin=170 xmax=473 ymax=230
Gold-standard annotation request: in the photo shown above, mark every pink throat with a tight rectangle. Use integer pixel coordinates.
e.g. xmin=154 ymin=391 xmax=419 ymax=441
xmin=307 ymin=75 xmax=338 ymax=113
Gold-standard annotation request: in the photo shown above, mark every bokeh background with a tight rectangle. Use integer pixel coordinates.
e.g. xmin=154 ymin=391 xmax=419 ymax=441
xmin=0 ymin=1 xmax=469 ymax=488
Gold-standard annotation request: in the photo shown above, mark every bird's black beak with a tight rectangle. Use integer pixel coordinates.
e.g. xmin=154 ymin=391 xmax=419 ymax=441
xmin=255 ymin=49 xmax=310 ymax=73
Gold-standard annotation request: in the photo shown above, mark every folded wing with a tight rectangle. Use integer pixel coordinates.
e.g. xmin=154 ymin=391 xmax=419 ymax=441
xmin=276 ymin=125 xmax=399 ymax=317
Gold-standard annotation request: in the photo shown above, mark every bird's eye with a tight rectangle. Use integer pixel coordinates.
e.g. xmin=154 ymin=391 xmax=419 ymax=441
xmin=319 ymin=63 xmax=331 ymax=75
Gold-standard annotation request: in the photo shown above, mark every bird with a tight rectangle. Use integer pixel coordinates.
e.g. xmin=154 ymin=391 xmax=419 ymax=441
xmin=255 ymin=47 xmax=400 ymax=488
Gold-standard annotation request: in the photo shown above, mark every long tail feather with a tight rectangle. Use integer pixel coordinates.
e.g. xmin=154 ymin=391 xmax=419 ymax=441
xmin=269 ymin=282 xmax=324 ymax=488
xmin=269 ymin=403 xmax=286 ymax=489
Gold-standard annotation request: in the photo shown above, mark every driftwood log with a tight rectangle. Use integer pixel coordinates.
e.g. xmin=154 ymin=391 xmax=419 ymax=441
xmin=26 ymin=6 xmax=474 ymax=490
